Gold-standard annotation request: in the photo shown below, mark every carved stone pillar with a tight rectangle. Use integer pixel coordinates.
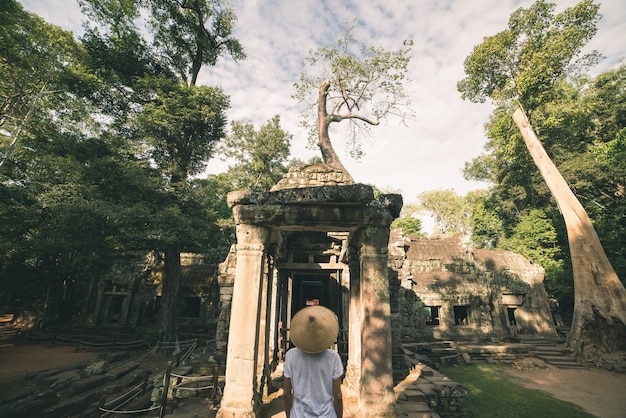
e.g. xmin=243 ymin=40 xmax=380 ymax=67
xmin=217 ymin=224 xmax=268 ymax=418
xmin=256 ymin=255 xmax=271 ymax=397
xmin=344 ymin=244 xmax=361 ymax=399
xmin=358 ymin=226 xmax=395 ymax=417
xmin=215 ymin=246 xmax=237 ymax=361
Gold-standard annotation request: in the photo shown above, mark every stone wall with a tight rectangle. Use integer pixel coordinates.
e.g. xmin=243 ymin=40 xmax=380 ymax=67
xmin=389 ymin=234 xmax=557 ymax=342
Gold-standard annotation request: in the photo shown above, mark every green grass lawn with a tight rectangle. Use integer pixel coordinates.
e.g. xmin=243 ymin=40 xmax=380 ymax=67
xmin=438 ymin=363 xmax=596 ymax=418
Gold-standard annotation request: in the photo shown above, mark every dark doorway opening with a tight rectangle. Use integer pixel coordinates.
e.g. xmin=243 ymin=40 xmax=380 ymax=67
xmin=507 ymin=307 xmax=519 ymax=335
xmin=507 ymin=307 xmax=517 ymax=325
xmin=453 ymin=305 xmax=470 ymax=325
xmin=288 ymin=272 xmax=343 ymax=355
xmin=291 ymin=273 xmax=339 ymax=316
xmin=106 ymin=295 xmax=124 ymax=323
xmin=182 ymin=296 xmax=201 ymax=318
xmin=425 ymin=305 xmax=440 ymax=326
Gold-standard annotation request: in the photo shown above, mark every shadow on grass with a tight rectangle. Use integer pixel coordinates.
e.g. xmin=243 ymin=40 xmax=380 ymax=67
xmin=439 ymin=364 xmax=595 ymax=418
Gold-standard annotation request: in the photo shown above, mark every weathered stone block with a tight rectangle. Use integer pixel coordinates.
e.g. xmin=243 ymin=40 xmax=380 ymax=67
xmin=63 ymin=374 xmax=110 ymax=397
xmin=41 ymin=390 xmax=100 ymax=418
xmin=106 ymin=361 xmax=140 ymax=379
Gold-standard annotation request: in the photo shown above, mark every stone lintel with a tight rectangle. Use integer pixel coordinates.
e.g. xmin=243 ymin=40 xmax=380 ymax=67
xmin=229 ymin=185 xmax=402 ymax=231
xmin=229 ymin=184 xmax=378 ymax=208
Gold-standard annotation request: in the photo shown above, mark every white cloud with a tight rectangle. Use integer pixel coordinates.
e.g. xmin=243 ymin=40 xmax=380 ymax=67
xmin=21 ymin=0 xmax=626 ymax=213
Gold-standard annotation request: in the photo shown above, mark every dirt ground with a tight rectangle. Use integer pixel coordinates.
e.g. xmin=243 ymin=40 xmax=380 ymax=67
xmin=500 ymin=358 xmax=626 ymax=418
xmin=0 ymin=344 xmax=101 ymax=379
xmin=1 ymin=345 xmax=625 ymax=418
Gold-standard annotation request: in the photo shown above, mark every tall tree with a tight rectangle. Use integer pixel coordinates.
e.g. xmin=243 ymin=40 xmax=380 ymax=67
xmin=465 ymin=189 xmax=505 ymax=249
xmin=390 ymin=215 xmax=423 ymax=237
xmin=79 ymin=0 xmax=245 ymax=342
xmin=293 ymin=19 xmax=413 ymax=181
xmin=146 ymin=0 xmax=245 ymax=86
xmin=218 ymin=115 xmax=292 ymax=192
xmin=416 ymin=189 xmax=471 ymax=238
xmin=0 ymin=1 xmax=118 ymax=324
xmin=0 ymin=0 xmax=80 ymax=169
xmin=458 ymin=0 xmax=626 ymax=367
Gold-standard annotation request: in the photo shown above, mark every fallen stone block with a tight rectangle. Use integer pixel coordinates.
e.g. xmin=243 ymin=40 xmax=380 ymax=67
xmin=63 ymin=374 xmax=111 ymax=397
xmin=119 ymin=368 xmax=151 ymax=388
xmin=106 ymin=361 xmax=140 ymax=379
xmin=42 ymin=390 xmax=100 ymax=418
xmin=398 ymin=401 xmax=433 ymax=413
xmin=47 ymin=370 xmax=81 ymax=389
xmin=83 ymin=360 xmax=108 ymax=376
xmin=403 ymin=388 xmax=428 ymax=403
xmin=0 ymin=391 xmax=57 ymax=418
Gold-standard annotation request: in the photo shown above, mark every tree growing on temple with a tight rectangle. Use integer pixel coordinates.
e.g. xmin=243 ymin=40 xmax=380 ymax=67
xmin=293 ymin=19 xmax=414 ymax=181
xmin=458 ymin=0 xmax=626 ymax=368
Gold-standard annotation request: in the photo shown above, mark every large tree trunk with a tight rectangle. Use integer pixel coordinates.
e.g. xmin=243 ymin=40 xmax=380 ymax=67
xmin=513 ymin=108 xmax=626 ymax=369
xmin=317 ymin=80 xmax=354 ymax=182
xmin=159 ymin=247 xmax=182 ymax=344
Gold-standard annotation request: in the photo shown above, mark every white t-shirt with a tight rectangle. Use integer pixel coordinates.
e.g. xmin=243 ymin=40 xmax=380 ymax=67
xmin=283 ymin=348 xmax=344 ymax=417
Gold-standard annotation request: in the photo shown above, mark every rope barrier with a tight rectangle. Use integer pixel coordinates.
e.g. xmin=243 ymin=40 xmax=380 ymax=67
xmin=99 ymin=404 xmax=161 ymax=414
xmin=56 ymin=336 xmax=81 ymax=343
xmin=170 ymin=373 xmax=214 ymax=381
xmin=16 ymin=332 xmax=215 ymax=416
xmin=80 ymin=341 xmax=114 ymax=346
xmin=172 ymin=384 xmax=215 ymax=391
xmin=23 ymin=333 xmax=54 ymax=341
xmin=104 ymin=381 xmax=147 ymax=408
xmin=20 ymin=332 xmax=150 ymax=351
xmin=55 ymin=339 xmax=81 ymax=346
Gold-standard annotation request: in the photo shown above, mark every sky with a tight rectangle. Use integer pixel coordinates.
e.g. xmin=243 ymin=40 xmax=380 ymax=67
xmin=20 ymin=0 xmax=626 ymax=229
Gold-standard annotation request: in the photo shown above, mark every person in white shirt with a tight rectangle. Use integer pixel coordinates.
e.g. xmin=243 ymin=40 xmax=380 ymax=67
xmin=283 ymin=305 xmax=343 ymax=418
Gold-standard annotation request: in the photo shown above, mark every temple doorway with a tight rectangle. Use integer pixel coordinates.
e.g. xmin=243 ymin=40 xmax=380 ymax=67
xmin=291 ymin=273 xmax=340 ymax=315
xmin=288 ymin=271 xmax=346 ymax=360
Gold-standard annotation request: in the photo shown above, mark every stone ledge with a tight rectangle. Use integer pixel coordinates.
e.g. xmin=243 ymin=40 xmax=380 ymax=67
xmin=394 ymin=362 xmax=467 ymax=418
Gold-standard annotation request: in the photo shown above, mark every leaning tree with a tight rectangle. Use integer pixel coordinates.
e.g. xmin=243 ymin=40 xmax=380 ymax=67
xmin=293 ymin=19 xmax=414 ymax=181
xmin=458 ymin=0 xmax=626 ymax=368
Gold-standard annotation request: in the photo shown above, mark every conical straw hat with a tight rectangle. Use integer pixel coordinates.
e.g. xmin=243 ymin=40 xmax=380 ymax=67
xmin=289 ymin=305 xmax=339 ymax=354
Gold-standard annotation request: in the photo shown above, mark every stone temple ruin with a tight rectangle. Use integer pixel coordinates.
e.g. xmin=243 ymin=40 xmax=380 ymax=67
xmin=79 ymin=163 xmax=557 ymax=417
xmin=213 ymin=163 xmax=558 ymax=417
xmin=389 ymin=234 xmax=557 ymax=342
xmin=216 ymin=163 xmax=402 ymax=416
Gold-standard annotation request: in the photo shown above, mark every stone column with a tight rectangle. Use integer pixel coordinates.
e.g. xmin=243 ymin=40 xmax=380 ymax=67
xmin=256 ymin=256 xmax=270 ymax=397
xmin=358 ymin=226 xmax=395 ymax=417
xmin=217 ymin=224 xmax=268 ymax=418
xmin=344 ymin=244 xmax=361 ymax=399
xmin=215 ymin=246 xmax=237 ymax=362
xmin=268 ymin=267 xmax=279 ymax=358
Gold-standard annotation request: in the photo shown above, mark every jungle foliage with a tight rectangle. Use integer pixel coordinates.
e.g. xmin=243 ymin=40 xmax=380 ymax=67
xmin=0 ymin=1 xmax=299 ymax=334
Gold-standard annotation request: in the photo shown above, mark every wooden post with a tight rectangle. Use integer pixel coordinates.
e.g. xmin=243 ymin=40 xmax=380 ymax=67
xmin=160 ymin=361 xmax=172 ymax=418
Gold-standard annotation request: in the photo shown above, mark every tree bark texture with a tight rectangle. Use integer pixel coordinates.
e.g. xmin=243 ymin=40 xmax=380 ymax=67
xmin=159 ymin=247 xmax=182 ymax=343
xmin=513 ymin=108 xmax=626 ymax=368
xmin=317 ymin=80 xmax=354 ymax=183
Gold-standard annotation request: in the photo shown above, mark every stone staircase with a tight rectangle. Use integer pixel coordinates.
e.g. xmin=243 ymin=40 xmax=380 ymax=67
xmin=517 ymin=335 xmax=586 ymax=369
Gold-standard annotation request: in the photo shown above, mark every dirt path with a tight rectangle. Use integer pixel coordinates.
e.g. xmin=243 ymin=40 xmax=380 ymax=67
xmin=499 ymin=359 xmax=626 ymax=418
xmin=0 ymin=344 xmax=102 ymax=401
xmin=0 ymin=345 xmax=101 ymax=378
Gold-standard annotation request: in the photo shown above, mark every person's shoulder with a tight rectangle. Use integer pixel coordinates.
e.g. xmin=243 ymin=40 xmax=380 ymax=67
xmin=286 ymin=347 xmax=302 ymax=359
xmin=323 ymin=349 xmax=341 ymax=359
